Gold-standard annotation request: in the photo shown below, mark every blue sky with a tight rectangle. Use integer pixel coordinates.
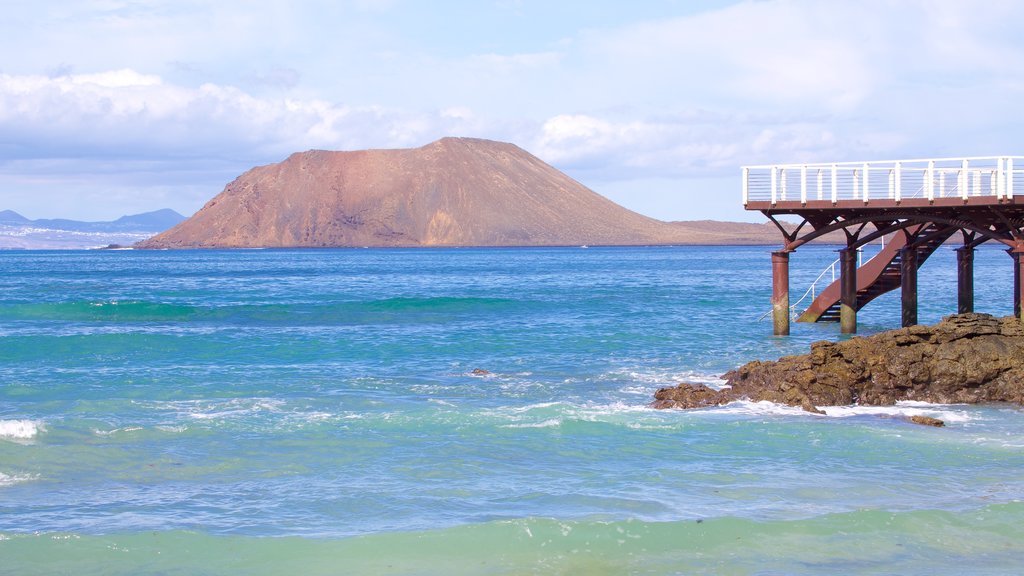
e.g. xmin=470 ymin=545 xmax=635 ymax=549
xmin=2 ymin=0 xmax=1023 ymax=222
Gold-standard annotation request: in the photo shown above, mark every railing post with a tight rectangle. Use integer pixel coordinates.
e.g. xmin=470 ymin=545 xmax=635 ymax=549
xmin=862 ymin=162 xmax=870 ymax=203
xmin=780 ymin=168 xmax=788 ymax=201
xmin=974 ymin=169 xmax=981 ymax=197
xmin=894 ymin=161 xmax=902 ymax=202
xmin=1009 ymin=158 xmax=1015 ymax=198
xmin=831 ymin=164 xmax=838 ymax=203
xmin=927 ymin=160 xmax=935 ymax=202
xmin=817 ymin=169 xmax=823 ymax=200
xmin=800 ymin=165 xmax=807 ymax=205
xmin=997 ymin=158 xmax=1006 ymax=199
xmin=960 ymin=159 xmax=969 ymax=201
xmin=771 ymin=166 xmax=778 ymax=205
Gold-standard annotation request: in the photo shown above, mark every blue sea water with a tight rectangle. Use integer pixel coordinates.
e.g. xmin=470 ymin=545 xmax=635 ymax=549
xmin=0 ymin=245 xmax=1022 ymax=575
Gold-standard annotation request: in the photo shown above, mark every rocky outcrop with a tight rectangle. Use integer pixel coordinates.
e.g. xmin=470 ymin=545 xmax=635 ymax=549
xmin=137 ymin=137 xmax=787 ymax=248
xmin=653 ymin=313 xmax=1024 ymax=412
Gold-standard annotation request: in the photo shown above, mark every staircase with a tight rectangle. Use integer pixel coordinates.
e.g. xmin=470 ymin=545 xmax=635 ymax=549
xmin=797 ymin=224 xmax=956 ymax=323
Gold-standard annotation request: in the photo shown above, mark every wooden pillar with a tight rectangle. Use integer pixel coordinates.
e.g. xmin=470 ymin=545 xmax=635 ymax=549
xmin=900 ymin=246 xmax=918 ymax=327
xmin=956 ymin=247 xmax=974 ymax=314
xmin=840 ymin=248 xmax=857 ymax=334
xmin=771 ymin=251 xmax=790 ymax=336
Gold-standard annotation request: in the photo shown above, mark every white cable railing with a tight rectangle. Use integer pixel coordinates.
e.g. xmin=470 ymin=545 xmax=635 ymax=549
xmin=742 ymin=156 xmax=1024 ymax=206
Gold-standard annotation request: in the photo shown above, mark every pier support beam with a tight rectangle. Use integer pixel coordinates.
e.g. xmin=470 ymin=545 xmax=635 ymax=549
xmin=771 ymin=251 xmax=791 ymax=336
xmin=840 ymin=249 xmax=857 ymax=334
xmin=956 ymin=247 xmax=974 ymax=314
xmin=1013 ymin=248 xmax=1024 ymax=320
xmin=900 ymin=246 xmax=918 ymax=327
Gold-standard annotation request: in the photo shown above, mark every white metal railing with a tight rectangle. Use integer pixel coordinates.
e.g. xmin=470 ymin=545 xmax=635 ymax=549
xmin=742 ymin=156 xmax=1024 ymax=206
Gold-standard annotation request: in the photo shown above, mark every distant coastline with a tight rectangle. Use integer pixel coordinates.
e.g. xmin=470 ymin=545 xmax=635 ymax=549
xmin=0 ymin=209 xmax=186 ymax=250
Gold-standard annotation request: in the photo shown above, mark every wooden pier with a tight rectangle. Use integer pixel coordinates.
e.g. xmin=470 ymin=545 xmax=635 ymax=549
xmin=743 ymin=156 xmax=1024 ymax=335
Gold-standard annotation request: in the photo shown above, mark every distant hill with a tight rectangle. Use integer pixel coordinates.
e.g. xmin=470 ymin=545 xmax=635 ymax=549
xmin=139 ymin=137 xmax=785 ymax=248
xmin=106 ymin=209 xmax=188 ymax=232
xmin=0 ymin=209 xmax=186 ymax=250
xmin=0 ymin=210 xmax=30 ymax=224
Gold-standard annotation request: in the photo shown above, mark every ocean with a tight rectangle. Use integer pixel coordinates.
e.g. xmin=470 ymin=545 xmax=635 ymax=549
xmin=0 ymin=245 xmax=1022 ymax=575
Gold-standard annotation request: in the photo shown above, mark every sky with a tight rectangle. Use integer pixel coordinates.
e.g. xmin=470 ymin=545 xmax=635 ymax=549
xmin=2 ymin=0 xmax=1024 ymax=223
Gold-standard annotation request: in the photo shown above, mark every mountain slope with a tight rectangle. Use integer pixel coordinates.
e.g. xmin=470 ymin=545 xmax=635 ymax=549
xmin=139 ymin=137 xmax=777 ymax=248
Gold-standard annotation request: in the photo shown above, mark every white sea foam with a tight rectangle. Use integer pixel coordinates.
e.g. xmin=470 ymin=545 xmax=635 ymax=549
xmin=575 ymin=401 xmax=653 ymax=419
xmin=820 ymin=401 xmax=973 ymax=423
xmin=505 ymin=402 xmax=561 ymax=414
xmin=490 ymin=400 xmax=661 ymax=430
xmin=0 ymin=471 xmax=39 ymax=487
xmin=0 ymin=419 xmax=42 ymax=440
xmin=93 ymin=426 xmax=143 ymax=436
xmin=131 ymin=397 xmax=339 ymax=431
xmin=611 ymin=368 xmax=729 ymax=390
xmin=158 ymin=398 xmax=288 ymax=420
xmin=691 ymin=399 xmax=973 ymax=423
xmin=502 ymin=419 xmax=562 ymax=429
xmin=710 ymin=400 xmax=818 ymax=417
xmin=970 ymin=436 xmax=1024 ymax=449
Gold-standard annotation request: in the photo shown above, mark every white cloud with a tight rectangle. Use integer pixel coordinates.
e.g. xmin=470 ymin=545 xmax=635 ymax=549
xmin=3 ymin=0 xmax=1024 ymax=221
xmin=66 ymin=68 xmax=163 ymax=88
xmin=0 ymin=68 xmax=498 ymax=219
xmin=0 ymin=69 xmax=484 ymax=157
xmin=528 ymin=0 xmax=1024 ymax=187
xmin=532 ymin=112 xmax=849 ymax=183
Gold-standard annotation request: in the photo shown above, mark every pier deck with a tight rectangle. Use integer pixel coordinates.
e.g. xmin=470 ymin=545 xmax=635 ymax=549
xmin=743 ymin=156 xmax=1024 ymax=334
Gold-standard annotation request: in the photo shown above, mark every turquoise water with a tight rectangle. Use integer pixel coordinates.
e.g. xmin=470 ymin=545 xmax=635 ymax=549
xmin=1 ymin=246 xmax=1022 ymax=575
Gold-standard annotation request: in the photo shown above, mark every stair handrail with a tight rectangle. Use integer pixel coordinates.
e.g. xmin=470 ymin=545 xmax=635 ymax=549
xmin=787 ymin=258 xmax=839 ymax=318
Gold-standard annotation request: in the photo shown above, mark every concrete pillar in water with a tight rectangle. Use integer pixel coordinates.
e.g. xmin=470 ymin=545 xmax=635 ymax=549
xmin=956 ymin=247 xmax=974 ymax=314
xmin=900 ymin=246 xmax=918 ymax=327
xmin=771 ymin=251 xmax=790 ymax=336
xmin=840 ymin=249 xmax=858 ymax=334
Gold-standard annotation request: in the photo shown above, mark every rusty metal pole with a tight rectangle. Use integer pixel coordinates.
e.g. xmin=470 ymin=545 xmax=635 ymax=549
xmin=840 ymin=248 xmax=857 ymax=334
xmin=956 ymin=247 xmax=974 ymax=314
xmin=771 ymin=250 xmax=790 ymax=336
xmin=900 ymin=246 xmax=918 ymax=327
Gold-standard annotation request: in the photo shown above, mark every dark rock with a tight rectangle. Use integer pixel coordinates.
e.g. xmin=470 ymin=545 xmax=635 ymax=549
xmin=653 ymin=314 xmax=1024 ymax=412
xmin=910 ymin=415 xmax=945 ymax=427
xmin=652 ymin=383 xmax=730 ymax=409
